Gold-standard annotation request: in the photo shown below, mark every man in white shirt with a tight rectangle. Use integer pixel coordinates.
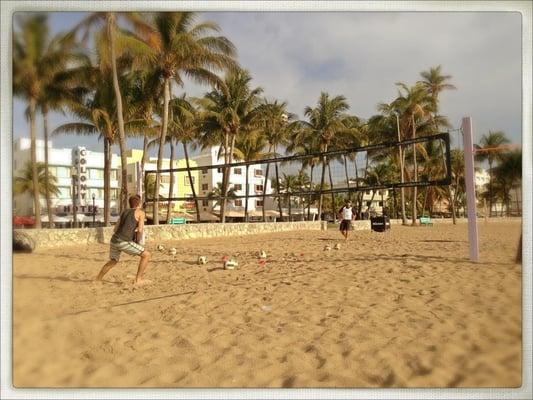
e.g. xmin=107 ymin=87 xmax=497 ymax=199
xmin=338 ymin=200 xmax=354 ymax=241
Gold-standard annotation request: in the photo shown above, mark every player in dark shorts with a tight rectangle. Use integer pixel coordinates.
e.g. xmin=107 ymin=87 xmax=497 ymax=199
xmin=338 ymin=200 xmax=354 ymax=241
xmin=95 ymin=195 xmax=151 ymax=285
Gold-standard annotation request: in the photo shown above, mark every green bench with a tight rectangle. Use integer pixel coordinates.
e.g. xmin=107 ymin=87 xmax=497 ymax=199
xmin=169 ymin=217 xmax=186 ymax=225
xmin=419 ymin=216 xmax=433 ymax=226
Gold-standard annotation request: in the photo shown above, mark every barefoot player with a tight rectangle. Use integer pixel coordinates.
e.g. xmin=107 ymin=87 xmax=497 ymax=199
xmin=338 ymin=200 xmax=354 ymax=241
xmin=96 ymin=195 xmax=151 ymax=285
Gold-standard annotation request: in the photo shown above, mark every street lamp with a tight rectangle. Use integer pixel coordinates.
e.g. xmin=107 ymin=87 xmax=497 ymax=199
xmin=92 ymin=193 xmax=96 ymax=225
xmin=71 ymin=167 xmax=78 ymax=228
xmin=394 ymin=111 xmax=407 ymax=225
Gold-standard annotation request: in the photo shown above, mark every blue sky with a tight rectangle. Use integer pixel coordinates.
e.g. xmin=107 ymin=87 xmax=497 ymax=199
xmin=12 ymin=11 xmax=522 ymax=159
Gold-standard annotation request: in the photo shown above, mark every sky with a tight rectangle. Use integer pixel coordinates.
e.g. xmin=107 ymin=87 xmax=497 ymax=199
xmin=12 ymin=11 xmax=523 ymax=160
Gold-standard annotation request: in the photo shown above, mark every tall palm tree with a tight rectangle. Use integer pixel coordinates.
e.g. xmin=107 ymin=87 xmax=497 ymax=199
xmin=475 ymin=131 xmax=510 ymax=216
xmin=13 ymin=13 xmax=52 ymax=228
xmin=277 ymin=173 xmax=299 ymax=221
xmin=137 ymin=12 xmax=237 ymax=224
xmin=303 ymin=92 xmax=350 ymax=220
xmin=199 ymin=69 xmax=262 ymax=223
xmin=255 ymin=100 xmax=296 ymax=221
xmin=208 ymin=182 xmax=237 ymax=211
xmin=391 ymin=82 xmax=434 ymax=224
xmin=72 ymin=12 xmax=148 ymax=211
xmin=419 ymin=65 xmax=456 ymax=222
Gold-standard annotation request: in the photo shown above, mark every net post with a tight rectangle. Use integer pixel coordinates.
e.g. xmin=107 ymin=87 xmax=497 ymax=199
xmin=462 ymin=116 xmax=479 ymax=262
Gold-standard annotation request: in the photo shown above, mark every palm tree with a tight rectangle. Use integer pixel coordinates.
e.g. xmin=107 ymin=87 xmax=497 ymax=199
xmin=277 ymin=174 xmax=299 ymax=221
xmin=13 ymin=13 xmax=52 ymax=228
xmin=14 ymin=162 xmax=60 ymax=209
xmin=137 ymin=12 xmax=237 ymax=224
xmin=255 ymin=100 xmax=296 ymax=221
xmin=235 ymin=132 xmax=269 ymax=222
xmin=418 ymin=65 xmax=456 ymax=222
xmin=208 ymin=182 xmax=237 ymax=212
xmin=475 ymin=131 xmax=510 ymax=216
xmin=448 ymin=149 xmax=465 ymax=219
xmin=72 ymin=12 xmax=154 ymax=209
xmin=199 ymin=69 xmax=262 ymax=223
xmin=303 ymin=92 xmax=350 ymax=220
xmin=494 ymin=150 xmax=522 ymax=215
xmin=391 ymin=82 xmax=434 ymax=224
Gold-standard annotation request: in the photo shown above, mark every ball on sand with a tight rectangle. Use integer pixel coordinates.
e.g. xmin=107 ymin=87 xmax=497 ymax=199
xmin=259 ymin=250 xmax=267 ymax=259
xmin=157 ymin=244 xmax=165 ymax=252
xmin=224 ymin=259 xmax=238 ymax=270
xmin=324 ymin=245 xmax=332 ymax=251
xmin=334 ymin=243 xmax=341 ymax=250
xmin=198 ymin=256 xmax=207 ymax=265
xmin=169 ymin=248 xmax=177 ymax=256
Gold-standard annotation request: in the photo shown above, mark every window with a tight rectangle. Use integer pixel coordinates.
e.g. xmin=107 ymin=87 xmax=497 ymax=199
xmin=365 ymin=190 xmax=371 ymax=195
xmin=255 ymin=184 xmax=263 ymax=192
xmin=202 ymin=184 xmax=209 ymax=191
xmin=366 ymin=201 xmax=371 ymax=207
xmin=234 ymin=200 xmax=242 ymax=206
xmin=110 ymin=170 xmax=117 ymax=180
xmin=89 ymin=168 xmax=104 ymax=180
xmin=379 ymin=201 xmax=383 ymax=207
xmin=57 ymin=167 xmax=71 ymax=178
xmin=111 ymin=189 xmax=118 ymax=200
xmin=202 ymin=168 xmax=208 ymax=174
xmin=256 ymin=200 xmax=264 ymax=207
xmin=202 ymin=200 xmax=209 ymax=206
xmin=48 ymin=166 xmax=57 ymax=177
xmin=161 ymin=176 xmax=170 ymax=184
xmin=254 ymin=169 xmax=263 ymax=177
xmin=184 ymin=176 xmax=195 ymax=186
xmin=234 ymin=168 xmax=242 ymax=175
xmin=217 ymin=167 xmax=222 ymax=173
xmin=127 ymin=174 xmax=133 ymax=183
xmin=233 ymin=184 xmax=242 ymax=191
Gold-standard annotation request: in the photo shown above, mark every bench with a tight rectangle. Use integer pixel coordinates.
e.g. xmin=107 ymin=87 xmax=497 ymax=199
xmin=419 ymin=216 xmax=433 ymax=226
xmin=169 ymin=217 xmax=186 ymax=225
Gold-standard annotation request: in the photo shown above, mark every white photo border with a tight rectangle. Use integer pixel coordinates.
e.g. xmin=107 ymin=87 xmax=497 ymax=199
xmin=1 ymin=1 xmax=531 ymax=399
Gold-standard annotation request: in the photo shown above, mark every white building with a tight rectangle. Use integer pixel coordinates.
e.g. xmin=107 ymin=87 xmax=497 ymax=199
xmin=192 ymin=146 xmax=276 ymax=219
xmin=475 ymin=168 xmax=490 ymax=192
xmin=13 ymin=138 xmax=120 ymax=222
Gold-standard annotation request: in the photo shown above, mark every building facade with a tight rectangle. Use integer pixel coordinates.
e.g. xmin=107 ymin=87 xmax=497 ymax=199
xmin=123 ymin=149 xmax=200 ymax=215
xmin=13 ymin=138 xmax=120 ymax=220
xmin=192 ymin=146 xmax=276 ymax=218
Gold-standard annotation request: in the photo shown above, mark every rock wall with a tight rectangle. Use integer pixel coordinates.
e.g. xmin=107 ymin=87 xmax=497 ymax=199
xmin=13 ymin=221 xmax=324 ymax=250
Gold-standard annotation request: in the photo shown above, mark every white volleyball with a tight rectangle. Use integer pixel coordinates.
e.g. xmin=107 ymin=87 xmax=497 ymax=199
xmin=168 ymin=247 xmax=177 ymax=256
xmin=157 ymin=244 xmax=165 ymax=252
xmin=259 ymin=250 xmax=267 ymax=259
xmin=198 ymin=256 xmax=207 ymax=265
xmin=334 ymin=243 xmax=341 ymax=250
xmin=224 ymin=259 xmax=238 ymax=270
xmin=324 ymin=245 xmax=332 ymax=251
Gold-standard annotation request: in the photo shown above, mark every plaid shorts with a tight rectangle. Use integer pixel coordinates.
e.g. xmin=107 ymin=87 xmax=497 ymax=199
xmin=109 ymin=238 xmax=145 ymax=261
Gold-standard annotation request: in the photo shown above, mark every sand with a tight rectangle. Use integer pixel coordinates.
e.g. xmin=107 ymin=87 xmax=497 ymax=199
xmin=12 ymin=220 xmax=522 ymax=388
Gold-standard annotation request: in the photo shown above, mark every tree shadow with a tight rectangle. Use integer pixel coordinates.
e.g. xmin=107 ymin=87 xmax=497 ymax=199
xmin=13 ymin=273 xmax=112 ymax=284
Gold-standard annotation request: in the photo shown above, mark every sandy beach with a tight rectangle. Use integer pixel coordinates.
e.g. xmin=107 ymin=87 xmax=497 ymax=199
xmin=12 ymin=219 xmax=522 ymax=388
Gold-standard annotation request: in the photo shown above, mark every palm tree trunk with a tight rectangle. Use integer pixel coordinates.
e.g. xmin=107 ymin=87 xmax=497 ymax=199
xmin=353 ymin=157 xmax=361 ymax=219
xmin=262 ymin=144 xmax=273 ymax=222
xmin=318 ymin=145 xmax=328 ymax=221
xmin=449 ymin=186 xmax=457 ymax=224
xmin=29 ymin=98 xmax=41 ymax=228
xmin=107 ymin=13 xmax=128 ymax=212
xmin=182 ymin=141 xmax=201 ymax=222
xmin=328 ymin=161 xmax=335 ymax=222
xmin=43 ymin=109 xmax=54 ymax=228
xmin=288 ymin=193 xmax=292 ymax=221
xmin=166 ymin=138 xmax=175 ymax=223
xmin=219 ymin=133 xmax=230 ymax=223
xmin=411 ymin=115 xmax=418 ymax=225
xmin=103 ymin=138 xmax=110 ymax=226
xmin=154 ymin=78 xmax=170 ymax=225
xmin=274 ymin=159 xmax=283 ymax=220
xmin=140 ymin=133 xmax=149 ymax=202
xmin=488 ymin=160 xmax=493 ymax=217
xmin=515 ymin=187 xmax=521 ymax=215
xmin=343 ymin=155 xmax=351 ymax=200
xmin=244 ymin=164 xmax=250 ymax=222
xmin=307 ymin=164 xmax=314 ymax=220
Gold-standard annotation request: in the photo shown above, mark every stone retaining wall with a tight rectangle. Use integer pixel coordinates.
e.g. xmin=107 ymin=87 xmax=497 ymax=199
xmin=13 ymin=221 xmax=324 ymax=250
